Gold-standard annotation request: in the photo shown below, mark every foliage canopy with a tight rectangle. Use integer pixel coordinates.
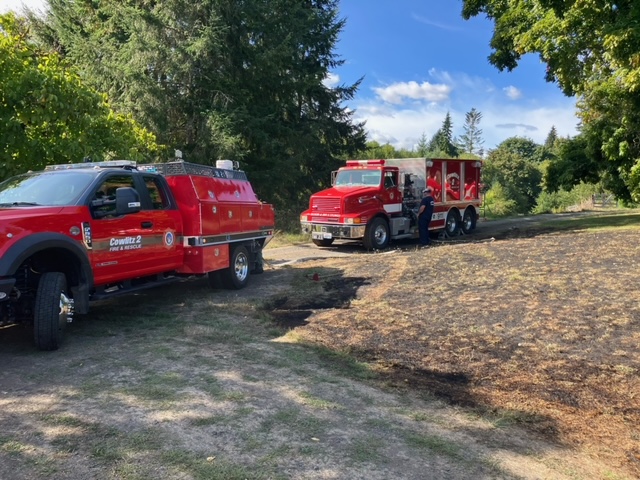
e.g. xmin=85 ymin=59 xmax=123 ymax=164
xmin=462 ymin=0 xmax=640 ymax=201
xmin=28 ymin=0 xmax=366 ymax=207
xmin=0 ymin=13 xmax=158 ymax=180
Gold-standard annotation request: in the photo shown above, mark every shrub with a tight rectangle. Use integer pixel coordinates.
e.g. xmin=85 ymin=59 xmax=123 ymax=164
xmin=533 ymin=183 xmax=601 ymax=214
xmin=483 ymin=182 xmax=518 ymax=218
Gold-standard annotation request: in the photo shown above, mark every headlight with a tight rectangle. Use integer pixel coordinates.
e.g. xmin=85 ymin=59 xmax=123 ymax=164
xmin=300 ymin=215 xmax=308 ymax=222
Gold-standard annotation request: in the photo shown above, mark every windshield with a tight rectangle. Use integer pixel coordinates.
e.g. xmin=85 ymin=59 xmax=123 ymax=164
xmin=334 ymin=170 xmax=381 ymax=187
xmin=0 ymin=171 xmax=94 ymax=207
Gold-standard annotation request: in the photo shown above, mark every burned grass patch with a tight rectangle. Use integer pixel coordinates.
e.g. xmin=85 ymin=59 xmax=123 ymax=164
xmin=261 ymin=269 xmax=369 ymax=329
xmin=277 ymin=227 xmax=640 ymax=479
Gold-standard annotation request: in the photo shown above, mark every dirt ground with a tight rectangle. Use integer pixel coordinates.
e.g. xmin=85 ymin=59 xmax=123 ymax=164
xmin=263 ymin=212 xmax=640 ymax=479
xmin=0 ymin=211 xmax=638 ymax=479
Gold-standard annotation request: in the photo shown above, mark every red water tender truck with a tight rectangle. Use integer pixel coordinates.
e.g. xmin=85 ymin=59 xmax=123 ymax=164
xmin=300 ymin=158 xmax=482 ymax=249
xmin=0 ymin=159 xmax=274 ymax=350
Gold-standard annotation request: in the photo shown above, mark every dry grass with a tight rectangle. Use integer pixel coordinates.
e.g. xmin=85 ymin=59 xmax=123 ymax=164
xmin=270 ymin=219 xmax=640 ymax=478
xmin=1 ymin=211 xmax=639 ymax=479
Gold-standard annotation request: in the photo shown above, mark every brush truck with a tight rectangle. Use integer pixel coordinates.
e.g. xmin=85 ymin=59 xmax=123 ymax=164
xmin=0 ymin=159 xmax=274 ymax=350
xmin=300 ymin=158 xmax=482 ymax=249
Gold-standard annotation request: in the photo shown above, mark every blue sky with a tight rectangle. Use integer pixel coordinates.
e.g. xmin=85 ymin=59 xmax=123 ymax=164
xmin=2 ymin=0 xmax=580 ymax=152
xmin=331 ymin=0 xmax=579 ymax=152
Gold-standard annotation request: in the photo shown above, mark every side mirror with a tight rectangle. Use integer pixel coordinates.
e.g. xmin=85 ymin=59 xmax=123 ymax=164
xmin=115 ymin=187 xmax=141 ymax=215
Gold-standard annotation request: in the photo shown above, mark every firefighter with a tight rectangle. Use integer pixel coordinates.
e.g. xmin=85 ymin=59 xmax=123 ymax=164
xmin=418 ymin=187 xmax=435 ymax=246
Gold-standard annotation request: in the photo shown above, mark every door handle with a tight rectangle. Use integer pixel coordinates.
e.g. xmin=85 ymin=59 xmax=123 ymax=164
xmin=141 ymin=221 xmax=153 ymax=229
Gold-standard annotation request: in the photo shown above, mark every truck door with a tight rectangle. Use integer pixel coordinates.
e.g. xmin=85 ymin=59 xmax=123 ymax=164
xmin=382 ymin=169 xmax=402 ymax=215
xmin=88 ymin=172 xmax=181 ymax=286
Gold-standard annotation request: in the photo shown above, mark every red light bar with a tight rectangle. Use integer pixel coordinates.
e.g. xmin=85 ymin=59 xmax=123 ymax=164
xmin=345 ymin=159 xmax=386 ymax=166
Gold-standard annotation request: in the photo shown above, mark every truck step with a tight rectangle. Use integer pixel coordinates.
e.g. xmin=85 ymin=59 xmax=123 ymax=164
xmin=90 ymin=274 xmax=182 ymax=301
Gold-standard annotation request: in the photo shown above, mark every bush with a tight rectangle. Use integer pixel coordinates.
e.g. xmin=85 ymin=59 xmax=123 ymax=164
xmin=275 ymin=204 xmax=307 ymax=234
xmin=533 ymin=183 xmax=601 ymax=214
xmin=482 ymin=182 xmax=518 ymax=218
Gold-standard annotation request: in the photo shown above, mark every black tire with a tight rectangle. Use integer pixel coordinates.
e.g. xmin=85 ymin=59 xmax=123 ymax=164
xmin=312 ymin=238 xmax=334 ymax=247
xmin=363 ymin=217 xmax=390 ymax=250
xmin=34 ymin=272 xmax=72 ymax=351
xmin=445 ymin=209 xmax=461 ymax=237
xmin=461 ymin=208 xmax=476 ymax=234
xmin=220 ymin=245 xmax=250 ymax=289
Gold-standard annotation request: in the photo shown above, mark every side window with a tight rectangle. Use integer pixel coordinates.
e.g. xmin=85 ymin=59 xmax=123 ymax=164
xmin=91 ymin=174 xmax=136 ymax=219
xmin=384 ymin=172 xmax=396 ymax=189
xmin=144 ymin=176 xmax=170 ymax=210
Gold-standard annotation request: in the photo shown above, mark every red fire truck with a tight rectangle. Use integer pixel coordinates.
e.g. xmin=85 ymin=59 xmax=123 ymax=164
xmin=300 ymin=158 xmax=482 ymax=249
xmin=0 ymin=158 xmax=274 ymax=350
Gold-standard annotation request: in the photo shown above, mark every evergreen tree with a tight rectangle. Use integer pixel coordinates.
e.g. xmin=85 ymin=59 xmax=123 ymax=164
xmin=459 ymin=108 xmax=484 ymax=156
xmin=433 ymin=112 xmax=458 ymax=157
xmin=415 ymin=132 xmax=429 ymax=157
xmin=28 ymin=0 xmax=366 ymax=207
xmin=544 ymin=126 xmax=558 ymax=150
xmin=427 ymin=129 xmax=443 ymax=154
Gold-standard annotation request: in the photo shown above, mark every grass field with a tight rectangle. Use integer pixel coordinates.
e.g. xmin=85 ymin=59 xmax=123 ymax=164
xmin=0 ymin=211 xmax=638 ymax=479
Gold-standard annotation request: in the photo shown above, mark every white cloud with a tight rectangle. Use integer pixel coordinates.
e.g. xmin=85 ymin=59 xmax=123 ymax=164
xmin=352 ymin=96 xmax=578 ymax=151
xmin=352 ymin=69 xmax=578 ymax=150
xmin=503 ymin=85 xmax=523 ymax=100
xmin=323 ymin=72 xmax=340 ymax=88
xmin=373 ymin=81 xmax=451 ymax=105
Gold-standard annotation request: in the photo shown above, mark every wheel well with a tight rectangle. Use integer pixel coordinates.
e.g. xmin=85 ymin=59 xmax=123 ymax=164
xmin=26 ymin=248 xmax=83 ymax=291
xmin=447 ymin=207 xmax=461 ymax=218
xmin=369 ymin=213 xmax=389 ymax=226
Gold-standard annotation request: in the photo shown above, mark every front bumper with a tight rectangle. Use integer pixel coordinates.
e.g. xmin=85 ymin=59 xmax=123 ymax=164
xmin=301 ymin=223 xmax=366 ymax=240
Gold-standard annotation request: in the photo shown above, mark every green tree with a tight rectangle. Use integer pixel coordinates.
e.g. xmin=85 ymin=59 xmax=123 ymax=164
xmin=425 ymin=112 xmax=458 ymax=158
xmin=544 ymin=135 xmax=603 ymax=193
xmin=459 ymin=108 xmax=484 ymax=156
xmin=0 ymin=13 xmax=158 ymax=180
xmin=544 ymin=126 xmax=558 ymax=150
xmin=352 ymin=141 xmax=410 ymax=160
xmin=438 ymin=112 xmax=459 ymax=157
xmin=482 ymin=137 xmax=543 ymax=213
xmin=496 ymin=137 xmax=539 ymax=160
xmin=426 ymin=129 xmax=443 ymax=155
xmin=30 ymin=0 xmax=366 ymax=208
xmin=461 ymin=0 xmax=640 ymax=201
xmin=415 ymin=132 xmax=429 ymax=157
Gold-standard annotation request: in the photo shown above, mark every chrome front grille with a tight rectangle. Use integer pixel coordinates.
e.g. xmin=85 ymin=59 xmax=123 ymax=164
xmin=311 ymin=197 xmax=340 ymax=213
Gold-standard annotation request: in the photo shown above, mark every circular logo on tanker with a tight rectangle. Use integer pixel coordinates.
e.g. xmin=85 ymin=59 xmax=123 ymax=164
xmin=164 ymin=231 xmax=175 ymax=247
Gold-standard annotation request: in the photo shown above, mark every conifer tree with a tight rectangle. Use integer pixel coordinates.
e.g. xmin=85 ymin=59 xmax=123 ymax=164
xmin=459 ymin=108 xmax=484 ymax=156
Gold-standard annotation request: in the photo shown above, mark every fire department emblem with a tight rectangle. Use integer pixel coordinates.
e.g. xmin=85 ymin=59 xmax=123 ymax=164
xmin=164 ymin=231 xmax=175 ymax=247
